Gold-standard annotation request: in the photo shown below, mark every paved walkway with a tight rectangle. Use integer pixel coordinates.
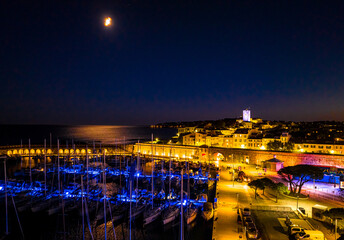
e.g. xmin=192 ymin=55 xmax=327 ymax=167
xmin=213 ymin=164 xmax=251 ymax=240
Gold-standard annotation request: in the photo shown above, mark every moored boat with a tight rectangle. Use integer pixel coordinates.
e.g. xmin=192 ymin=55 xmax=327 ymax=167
xmin=143 ymin=205 xmax=162 ymax=226
xmin=201 ymin=202 xmax=213 ymax=221
xmin=130 ymin=204 xmax=145 ymax=219
xmin=185 ymin=207 xmax=198 ymax=224
xmin=162 ymin=205 xmax=180 ymax=225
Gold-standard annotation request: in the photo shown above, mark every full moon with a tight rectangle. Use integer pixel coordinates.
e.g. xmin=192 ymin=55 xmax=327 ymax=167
xmin=104 ymin=17 xmax=112 ymax=27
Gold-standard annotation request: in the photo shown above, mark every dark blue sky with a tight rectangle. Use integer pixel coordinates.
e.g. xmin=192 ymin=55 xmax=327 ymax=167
xmin=1 ymin=1 xmax=344 ymax=125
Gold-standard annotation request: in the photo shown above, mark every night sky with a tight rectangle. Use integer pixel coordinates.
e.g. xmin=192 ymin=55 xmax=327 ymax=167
xmin=1 ymin=1 xmax=344 ymax=125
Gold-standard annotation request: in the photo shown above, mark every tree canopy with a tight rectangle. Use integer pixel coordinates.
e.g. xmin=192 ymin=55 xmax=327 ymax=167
xmin=278 ymin=164 xmax=324 ymax=195
xmin=267 ymin=140 xmax=295 ymax=152
xmin=248 ymin=179 xmax=265 ymax=199
xmin=267 ymin=141 xmax=284 ymax=151
xmin=323 ymin=208 xmax=344 ymax=220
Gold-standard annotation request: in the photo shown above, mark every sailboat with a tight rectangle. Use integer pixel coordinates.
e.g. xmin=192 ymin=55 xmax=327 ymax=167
xmin=162 ymin=145 xmax=180 ymax=225
xmin=112 ymin=203 xmax=126 ymax=221
xmin=185 ymin=205 xmax=198 ymax=224
xmin=143 ymin=205 xmax=162 ymax=226
xmin=162 ymin=205 xmax=180 ymax=225
xmin=143 ymin=136 xmax=162 ymax=226
xmin=129 ymin=203 xmax=145 ymax=219
xmin=185 ymin=162 xmax=198 ymax=224
xmin=201 ymin=202 xmax=214 ymax=221
xmin=31 ymin=196 xmax=58 ymax=213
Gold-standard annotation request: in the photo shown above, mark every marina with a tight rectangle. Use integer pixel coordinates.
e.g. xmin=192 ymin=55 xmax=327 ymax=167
xmin=0 ymin=136 xmax=218 ymax=240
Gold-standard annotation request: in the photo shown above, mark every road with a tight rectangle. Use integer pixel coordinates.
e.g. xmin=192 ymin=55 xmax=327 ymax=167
xmin=213 ymin=161 xmax=344 ymax=240
xmin=213 ymin=163 xmax=252 ymax=240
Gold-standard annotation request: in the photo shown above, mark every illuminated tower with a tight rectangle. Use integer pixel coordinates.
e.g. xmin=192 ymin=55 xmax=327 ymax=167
xmin=243 ymin=109 xmax=251 ymax=122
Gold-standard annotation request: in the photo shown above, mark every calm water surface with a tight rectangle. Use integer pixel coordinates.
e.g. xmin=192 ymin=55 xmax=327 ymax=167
xmin=0 ymin=125 xmax=177 ymax=146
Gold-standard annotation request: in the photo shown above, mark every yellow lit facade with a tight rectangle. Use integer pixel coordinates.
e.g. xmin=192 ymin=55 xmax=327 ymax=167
xmin=295 ymin=143 xmax=344 ymax=154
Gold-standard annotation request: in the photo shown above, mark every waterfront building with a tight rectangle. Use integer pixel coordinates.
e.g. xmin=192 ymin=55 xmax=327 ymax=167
xmin=178 ymin=126 xmax=197 ymax=134
xmin=280 ymin=132 xmax=291 ymax=144
xmin=232 ymin=128 xmax=251 ymax=148
xmin=295 ymin=142 xmax=344 ymax=154
xmin=182 ymin=133 xmax=196 ymax=146
xmin=248 ymin=135 xmax=264 ymax=149
xmin=195 ymin=132 xmax=207 ymax=146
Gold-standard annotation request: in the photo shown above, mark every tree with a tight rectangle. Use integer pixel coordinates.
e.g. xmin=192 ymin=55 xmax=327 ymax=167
xmin=248 ymin=179 xmax=265 ymax=199
xmin=270 ymin=182 xmax=289 ymax=203
xmin=260 ymin=177 xmax=274 ymax=195
xmin=323 ymin=208 xmax=344 ymax=220
xmin=278 ymin=165 xmax=324 ymax=195
xmin=284 ymin=142 xmax=294 ymax=151
xmin=266 ymin=140 xmax=295 ymax=152
xmin=275 ymin=182 xmax=289 ymax=195
xmin=277 ymin=166 xmax=296 ymax=193
xmin=323 ymin=208 xmax=344 ymax=236
xmin=267 ymin=141 xmax=284 ymax=151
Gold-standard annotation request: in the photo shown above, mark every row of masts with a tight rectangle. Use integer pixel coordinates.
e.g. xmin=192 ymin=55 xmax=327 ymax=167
xmin=2 ymin=134 xmax=210 ymax=240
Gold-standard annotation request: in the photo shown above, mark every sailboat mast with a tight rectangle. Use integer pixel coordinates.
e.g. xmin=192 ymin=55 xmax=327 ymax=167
xmin=93 ymin=140 xmax=95 ymax=155
xmin=20 ymin=140 xmax=23 ymax=168
xmin=180 ymin=168 xmax=184 ymax=240
xmin=81 ymin=176 xmax=85 ymax=240
xmin=73 ymin=144 xmax=76 ymax=192
xmin=58 ymin=139 xmax=60 ymax=194
xmin=162 ymin=145 xmax=164 ymax=175
xmin=129 ymin=179 xmax=132 ymax=240
xmin=169 ymin=145 xmax=172 ymax=204
xmin=103 ymin=151 xmax=107 ymax=240
xmin=86 ymin=145 xmax=89 ymax=196
xmin=151 ymin=134 xmax=154 ymax=209
xmin=44 ymin=139 xmax=47 ymax=196
xmin=187 ymin=151 xmax=190 ymax=205
xmin=117 ymin=138 xmax=121 ymax=193
xmin=123 ymin=136 xmax=126 ymax=159
xmin=4 ymin=159 xmax=9 ymax=235
xmin=29 ymin=138 xmax=32 ymax=184
xmin=81 ymin=175 xmax=85 ymax=240
xmin=137 ymin=140 xmax=140 ymax=190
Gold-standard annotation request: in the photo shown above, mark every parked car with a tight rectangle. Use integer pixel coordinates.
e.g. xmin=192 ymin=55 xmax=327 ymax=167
xmin=244 ymin=216 xmax=253 ymax=226
xmin=294 ymin=230 xmax=325 ymax=240
xmin=243 ymin=208 xmax=251 ymax=216
xmin=294 ymin=231 xmax=310 ymax=240
xmin=246 ymin=222 xmax=258 ymax=239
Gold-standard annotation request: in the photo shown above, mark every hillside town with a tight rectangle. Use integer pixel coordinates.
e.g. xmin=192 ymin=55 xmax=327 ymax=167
xmin=153 ymin=109 xmax=344 ymax=155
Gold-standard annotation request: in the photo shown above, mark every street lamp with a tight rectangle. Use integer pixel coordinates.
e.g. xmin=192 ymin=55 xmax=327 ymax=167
xmin=236 ymin=193 xmax=239 ymax=207
xmin=232 ymin=154 xmax=235 ymax=187
xmin=335 ymin=218 xmax=342 ymax=240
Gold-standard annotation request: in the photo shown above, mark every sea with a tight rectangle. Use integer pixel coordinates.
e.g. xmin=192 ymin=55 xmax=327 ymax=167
xmin=0 ymin=125 xmax=178 ymax=146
